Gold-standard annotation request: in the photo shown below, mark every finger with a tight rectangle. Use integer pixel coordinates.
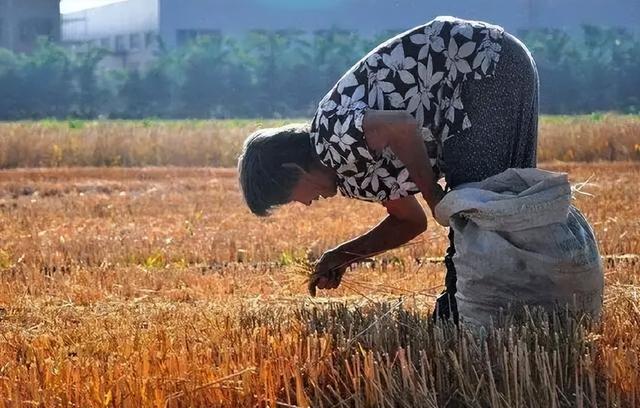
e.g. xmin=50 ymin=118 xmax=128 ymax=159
xmin=327 ymin=268 xmax=340 ymax=289
xmin=327 ymin=274 xmax=339 ymax=289
xmin=328 ymin=267 xmax=345 ymax=289
xmin=334 ymin=268 xmax=346 ymax=288
xmin=317 ymin=276 xmax=330 ymax=290
xmin=308 ymin=275 xmax=319 ymax=297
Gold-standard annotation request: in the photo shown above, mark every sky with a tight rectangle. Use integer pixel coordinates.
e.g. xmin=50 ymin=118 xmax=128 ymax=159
xmin=60 ymin=0 xmax=126 ymax=14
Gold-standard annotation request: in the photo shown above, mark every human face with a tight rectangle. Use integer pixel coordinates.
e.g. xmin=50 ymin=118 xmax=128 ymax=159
xmin=288 ymin=165 xmax=337 ymax=206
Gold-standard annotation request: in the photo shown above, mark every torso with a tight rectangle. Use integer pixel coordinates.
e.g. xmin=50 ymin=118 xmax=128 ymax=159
xmin=310 ymin=16 xmax=505 ymax=202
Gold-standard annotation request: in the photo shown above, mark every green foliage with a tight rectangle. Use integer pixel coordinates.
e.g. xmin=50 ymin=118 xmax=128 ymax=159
xmin=67 ymin=119 xmax=85 ymax=129
xmin=0 ymin=26 xmax=639 ymax=119
xmin=517 ymin=25 xmax=640 ymax=113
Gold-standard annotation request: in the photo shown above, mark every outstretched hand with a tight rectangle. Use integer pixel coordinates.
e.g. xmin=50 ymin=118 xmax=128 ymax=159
xmin=308 ymin=249 xmax=353 ymax=297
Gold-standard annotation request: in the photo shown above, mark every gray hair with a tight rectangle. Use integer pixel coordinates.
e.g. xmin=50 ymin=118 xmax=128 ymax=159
xmin=237 ymin=123 xmax=313 ymax=216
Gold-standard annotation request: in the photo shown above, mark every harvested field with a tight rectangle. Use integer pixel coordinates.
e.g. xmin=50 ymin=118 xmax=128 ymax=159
xmin=0 ymin=115 xmax=638 ymax=168
xmin=0 ymin=161 xmax=638 ymax=407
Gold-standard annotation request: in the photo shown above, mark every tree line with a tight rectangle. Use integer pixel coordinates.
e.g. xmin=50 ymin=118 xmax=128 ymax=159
xmin=0 ymin=25 xmax=638 ymax=120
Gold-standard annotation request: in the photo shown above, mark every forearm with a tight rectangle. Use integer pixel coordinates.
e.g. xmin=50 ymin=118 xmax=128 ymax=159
xmin=332 ymin=214 xmax=425 ymax=262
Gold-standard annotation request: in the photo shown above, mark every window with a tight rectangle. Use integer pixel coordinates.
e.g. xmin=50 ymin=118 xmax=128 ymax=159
xmin=144 ymin=31 xmax=156 ymax=48
xmin=129 ymin=33 xmax=141 ymax=50
xmin=18 ymin=18 xmax=55 ymax=43
xmin=176 ymin=29 xmax=221 ymax=47
xmin=115 ymin=34 xmax=125 ymax=52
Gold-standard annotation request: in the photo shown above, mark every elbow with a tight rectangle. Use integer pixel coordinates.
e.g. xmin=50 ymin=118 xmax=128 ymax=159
xmin=405 ymin=212 xmax=428 ymax=236
xmin=389 ymin=212 xmax=427 ymax=237
xmin=413 ymin=216 xmax=428 ymax=235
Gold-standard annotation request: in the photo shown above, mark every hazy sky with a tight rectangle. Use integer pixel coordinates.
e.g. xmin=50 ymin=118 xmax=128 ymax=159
xmin=60 ymin=0 xmax=126 ymax=14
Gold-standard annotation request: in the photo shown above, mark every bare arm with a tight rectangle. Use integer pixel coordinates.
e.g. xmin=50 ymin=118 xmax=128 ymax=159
xmin=309 ymin=109 xmax=444 ymax=296
xmin=309 ymin=195 xmax=426 ymax=295
xmin=363 ymin=110 xmax=444 ymax=213
xmin=337 ymin=195 xmax=427 ymax=255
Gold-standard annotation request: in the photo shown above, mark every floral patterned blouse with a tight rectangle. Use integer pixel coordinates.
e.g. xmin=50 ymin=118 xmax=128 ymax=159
xmin=310 ymin=16 xmax=504 ymax=202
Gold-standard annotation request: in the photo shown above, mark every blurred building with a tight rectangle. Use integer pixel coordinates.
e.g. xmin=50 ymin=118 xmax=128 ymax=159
xmin=0 ymin=0 xmax=60 ymax=53
xmin=61 ymin=0 xmax=640 ymax=69
xmin=62 ymin=0 xmax=158 ymax=69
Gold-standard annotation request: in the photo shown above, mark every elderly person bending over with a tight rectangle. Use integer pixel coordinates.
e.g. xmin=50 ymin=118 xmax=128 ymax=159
xmin=238 ymin=16 xmax=539 ymax=322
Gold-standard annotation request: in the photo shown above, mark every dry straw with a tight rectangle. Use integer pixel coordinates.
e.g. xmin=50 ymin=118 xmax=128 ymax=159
xmin=0 ymin=135 xmax=638 ymax=406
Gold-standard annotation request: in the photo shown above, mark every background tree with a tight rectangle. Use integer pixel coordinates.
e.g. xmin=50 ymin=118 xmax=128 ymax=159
xmin=0 ymin=27 xmax=638 ymax=119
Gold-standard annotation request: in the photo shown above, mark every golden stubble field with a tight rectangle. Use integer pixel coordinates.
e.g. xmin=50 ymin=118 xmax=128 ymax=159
xmin=0 ymin=159 xmax=638 ymax=407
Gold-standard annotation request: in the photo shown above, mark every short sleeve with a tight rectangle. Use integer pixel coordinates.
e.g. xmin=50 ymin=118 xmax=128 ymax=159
xmin=310 ymin=73 xmax=372 ymax=167
xmin=310 ymin=75 xmax=422 ymax=203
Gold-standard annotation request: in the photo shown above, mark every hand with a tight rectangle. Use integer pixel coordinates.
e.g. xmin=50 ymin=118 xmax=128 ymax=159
xmin=308 ymin=249 xmax=352 ymax=297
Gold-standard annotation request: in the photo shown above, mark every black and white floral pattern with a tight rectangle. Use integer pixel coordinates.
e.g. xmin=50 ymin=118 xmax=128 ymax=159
xmin=310 ymin=16 xmax=504 ymax=202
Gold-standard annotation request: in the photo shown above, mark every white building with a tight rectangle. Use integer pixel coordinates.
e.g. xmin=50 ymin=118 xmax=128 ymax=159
xmin=62 ymin=0 xmax=159 ymax=69
xmin=61 ymin=0 xmax=640 ymax=69
xmin=0 ymin=0 xmax=60 ymax=53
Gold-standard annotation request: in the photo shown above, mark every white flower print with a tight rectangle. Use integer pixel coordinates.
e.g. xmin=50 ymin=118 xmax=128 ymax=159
xmin=440 ymin=124 xmax=450 ymax=144
xmin=330 ymin=116 xmax=358 ymax=153
xmin=324 ymin=144 xmax=341 ymax=166
xmin=420 ymin=126 xmax=436 ymax=143
xmin=363 ymin=189 xmax=388 ymax=201
xmin=450 ymin=23 xmax=473 ymax=40
xmin=382 ymin=43 xmax=417 ymax=85
xmin=336 ymin=88 xmax=367 ymax=117
xmin=409 ymin=20 xmax=445 ymax=60
xmin=485 ymin=25 xmax=502 ymax=40
xmin=365 ymin=53 xmax=380 ymax=69
xmin=353 ymin=108 xmax=366 ymax=132
xmin=361 ymin=161 xmax=390 ymax=191
xmin=340 ymin=178 xmax=355 ymax=197
xmin=309 ymin=17 xmax=504 ymax=203
xmin=356 ymin=146 xmax=374 ymax=161
xmin=367 ymin=69 xmax=396 ymax=108
xmin=316 ymin=97 xmax=336 ymax=130
xmin=312 ymin=132 xmax=324 ymax=155
xmin=322 ymin=116 xmax=357 ymax=166
xmin=383 ymin=168 xmax=417 ymax=200
xmin=443 ymin=84 xmax=464 ymax=124
xmin=319 ymin=98 xmax=337 ymax=114
xmin=320 ymin=115 xmax=330 ymax=130
xmin=336 ymin=162 xmax=358 ymax=175
xmin=462 ymin=114 xmax=472 ymax=130
xmin=345 ymin=173 xmax=363 ymax=189
xmin=473 ymin=39 xmax=501 ymax=75
xmin=387 ymin=92 xmax=405 ymax=109
xmin=444 ymin=38 xmax=476 ymax=81
xmin=337 ymin=72 xmax=359 ymax=94
xmin=389 ymin=156 xmax=406 ymax=170
xmin=405 ymin=56 xmax=444 ymax=126
xmin=433 ymin=87 xmax=444 ymax=129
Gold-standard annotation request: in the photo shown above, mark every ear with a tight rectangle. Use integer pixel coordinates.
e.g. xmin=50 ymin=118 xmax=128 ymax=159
xmin=281 ymin=162 xmax=308 ymax=174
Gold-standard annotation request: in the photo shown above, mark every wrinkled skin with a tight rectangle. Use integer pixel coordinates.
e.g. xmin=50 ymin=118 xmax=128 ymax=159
xmin=288 ymin=161 xmax=338 ymax=206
